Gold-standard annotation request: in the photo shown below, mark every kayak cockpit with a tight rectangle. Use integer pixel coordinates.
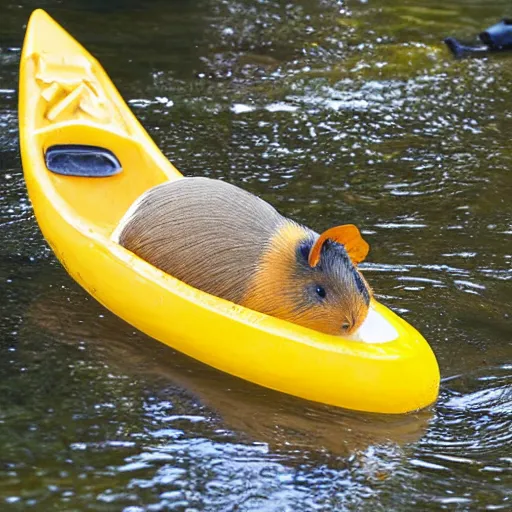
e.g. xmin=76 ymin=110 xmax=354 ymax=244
xmin=33 ymin=123 xmax=173 ymax=234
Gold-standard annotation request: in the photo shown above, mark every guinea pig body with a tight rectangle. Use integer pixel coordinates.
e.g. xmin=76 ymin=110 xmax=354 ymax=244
xmin=114 ymin=177 xmax=371 ymax=336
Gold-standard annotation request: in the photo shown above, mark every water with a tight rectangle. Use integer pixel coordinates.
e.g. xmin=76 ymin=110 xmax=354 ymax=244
xmin=1 ymin=0 xmax=511 ymax=509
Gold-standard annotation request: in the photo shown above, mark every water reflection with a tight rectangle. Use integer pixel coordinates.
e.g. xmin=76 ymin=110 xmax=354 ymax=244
xmin=24 ymin=277 xmax=432 ymax=459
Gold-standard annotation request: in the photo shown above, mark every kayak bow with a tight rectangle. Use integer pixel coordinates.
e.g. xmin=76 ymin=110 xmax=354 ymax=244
xmin=19 ymin=9 xmax=440 ymax=414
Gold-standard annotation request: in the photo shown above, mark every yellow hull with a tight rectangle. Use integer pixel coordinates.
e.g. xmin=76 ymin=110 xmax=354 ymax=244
xmin=18 ymin=9 xmax=440 ymax=414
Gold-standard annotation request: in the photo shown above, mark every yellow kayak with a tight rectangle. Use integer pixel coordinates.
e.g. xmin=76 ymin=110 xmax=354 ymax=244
xmin=18 ymin=9 xmax=440 ymax=414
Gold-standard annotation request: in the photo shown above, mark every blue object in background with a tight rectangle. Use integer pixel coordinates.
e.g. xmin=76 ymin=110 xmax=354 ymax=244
xmin=479 ymin=18 xmax=512 ymax=49
xmin=445 ymin=18 xmax=512 ymax=58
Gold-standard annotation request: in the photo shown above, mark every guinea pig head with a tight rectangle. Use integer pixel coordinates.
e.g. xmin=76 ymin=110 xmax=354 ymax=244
xmin=301 ymin=224 xmax=372 ymax=336
xmin=242 ymin=223 xmax=372 ymax=336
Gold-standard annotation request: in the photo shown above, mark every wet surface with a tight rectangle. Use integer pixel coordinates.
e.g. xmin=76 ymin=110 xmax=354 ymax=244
xmin=1 ymin=0 xmax=511 ymax=510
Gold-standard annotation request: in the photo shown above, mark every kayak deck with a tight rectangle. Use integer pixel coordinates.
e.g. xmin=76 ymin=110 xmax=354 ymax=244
xmin=21 ymin=12 xmax=181 ymax=235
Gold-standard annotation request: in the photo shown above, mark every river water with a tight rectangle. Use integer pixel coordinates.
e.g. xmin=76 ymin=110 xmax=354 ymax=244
xmin=1 ymin=0 xmax=511 ymax=510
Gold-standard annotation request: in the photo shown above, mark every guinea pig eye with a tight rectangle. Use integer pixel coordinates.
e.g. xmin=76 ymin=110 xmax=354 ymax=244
xmin=342 ymin=322 xmax=350 ymax=331
xmin=315 ymin=285 xmax=326 ymax=299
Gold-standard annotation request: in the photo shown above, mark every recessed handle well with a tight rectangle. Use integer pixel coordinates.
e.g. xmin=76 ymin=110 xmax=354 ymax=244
xmin=45 ymin=144 xmax=122 ymax=177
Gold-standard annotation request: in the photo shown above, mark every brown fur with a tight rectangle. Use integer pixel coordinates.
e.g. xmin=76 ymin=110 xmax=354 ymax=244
xmin=115 ymin=176 xmax=371 ymax=336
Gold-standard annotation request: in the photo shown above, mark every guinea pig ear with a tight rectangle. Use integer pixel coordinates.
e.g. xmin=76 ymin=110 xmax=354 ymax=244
xmin=308 ymin=224 xmax=369 ymax=267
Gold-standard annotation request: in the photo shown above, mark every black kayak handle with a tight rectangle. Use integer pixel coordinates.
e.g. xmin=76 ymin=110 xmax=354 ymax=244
xmin=45 ymin=144 xmax=122 ymax=177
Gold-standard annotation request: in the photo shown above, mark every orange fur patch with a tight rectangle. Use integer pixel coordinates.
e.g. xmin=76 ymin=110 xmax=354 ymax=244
xmin=241 ymin=222 xmax=309 ymax=322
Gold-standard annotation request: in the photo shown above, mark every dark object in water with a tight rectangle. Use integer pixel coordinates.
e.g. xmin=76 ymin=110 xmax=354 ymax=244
xmin=480 ymin=18 xmax=512 ymax=49
xmin=445 ymin=18 xmax=512 ymax=59
xmin=444 ymin=37 xmax=489 ymax=59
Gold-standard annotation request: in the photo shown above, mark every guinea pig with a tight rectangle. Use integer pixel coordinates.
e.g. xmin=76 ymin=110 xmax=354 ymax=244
xmin=113 ymin=176 xmax=372 ymax=336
